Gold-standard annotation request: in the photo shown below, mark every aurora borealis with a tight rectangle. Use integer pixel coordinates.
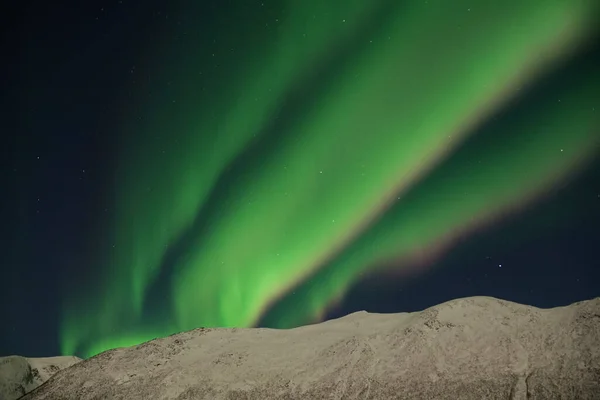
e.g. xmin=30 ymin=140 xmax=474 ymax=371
xmin=4 ymin=1 xmax=599 ymax=359
xmin=58 ymin=0 xmax=599 ymax=358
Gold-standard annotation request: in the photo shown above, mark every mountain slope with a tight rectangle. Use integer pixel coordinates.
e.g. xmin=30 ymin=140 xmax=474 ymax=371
xmin=20 ymin=296 xmax=600 ymax=399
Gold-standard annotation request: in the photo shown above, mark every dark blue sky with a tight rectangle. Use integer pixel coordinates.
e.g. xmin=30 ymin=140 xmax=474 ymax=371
xmin=2 ymin=0 xmax=599 ymax=358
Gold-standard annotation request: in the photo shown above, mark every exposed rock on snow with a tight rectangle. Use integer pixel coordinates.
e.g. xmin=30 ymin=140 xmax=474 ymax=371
xmin=0 ymin=355 xmax=81 ymax=400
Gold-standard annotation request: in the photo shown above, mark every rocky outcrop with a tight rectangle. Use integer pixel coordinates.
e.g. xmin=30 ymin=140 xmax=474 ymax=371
xmin=0 ymin=355 xmax=81 ymax=400
xmin=18 ymin=296 xmax=600 ymax=399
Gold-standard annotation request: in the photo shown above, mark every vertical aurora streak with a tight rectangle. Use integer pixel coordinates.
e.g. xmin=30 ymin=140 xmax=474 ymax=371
xmin=61 ymin=0 xmax=600 ymax=358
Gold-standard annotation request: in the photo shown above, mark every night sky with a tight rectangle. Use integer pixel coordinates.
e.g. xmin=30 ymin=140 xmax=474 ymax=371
xmin=2 ymin=0 xmax=599 ymax=360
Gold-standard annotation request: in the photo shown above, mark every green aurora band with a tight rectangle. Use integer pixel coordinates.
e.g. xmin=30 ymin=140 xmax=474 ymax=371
xmin=61 ymin=0 xmax=600 ymax=358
